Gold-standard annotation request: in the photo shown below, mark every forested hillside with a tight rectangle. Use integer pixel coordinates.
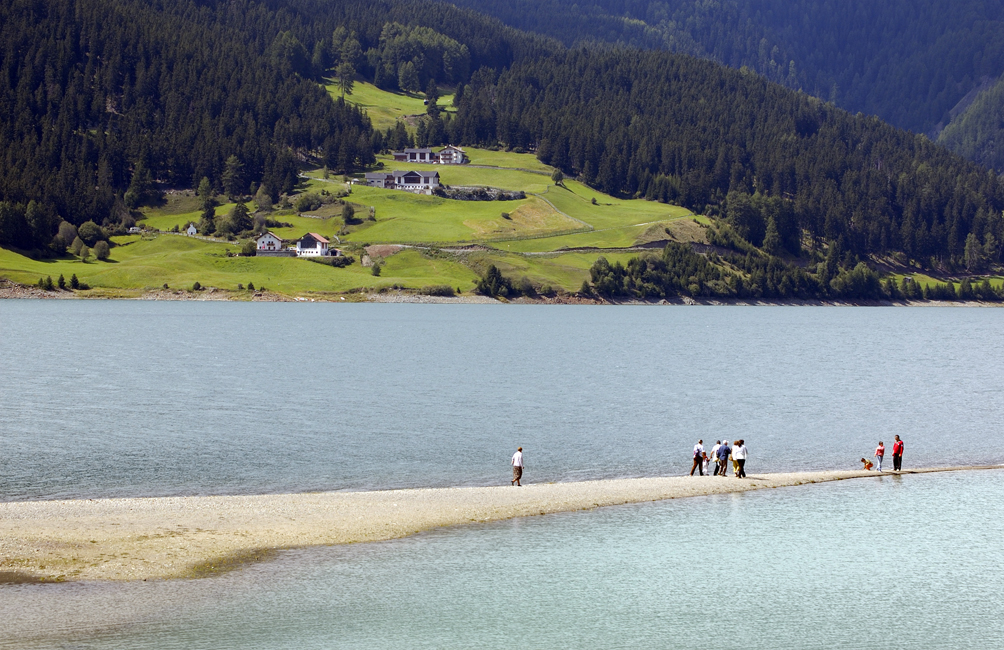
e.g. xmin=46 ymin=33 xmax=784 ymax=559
xmin=938 ymin=78 xmax=1004 ymax=173
xmin=0 ymin=0 xmax=548 ymax=250
xmin=2 ymin=0 xmax=1003 ymax=279
xmin=451 ymin=50 xmax=1004 ymax=265
xmin=447 ymin=0 xmax=1004 ymax=137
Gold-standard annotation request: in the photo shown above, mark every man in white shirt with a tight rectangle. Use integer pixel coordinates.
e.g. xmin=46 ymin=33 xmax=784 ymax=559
xmin=511 ymin=447 xmax=524 ymax=486
xmin=709 ymin=441 xmax=722 ymax=476
xmin=690 ymin=439 xmax=705 ymax=476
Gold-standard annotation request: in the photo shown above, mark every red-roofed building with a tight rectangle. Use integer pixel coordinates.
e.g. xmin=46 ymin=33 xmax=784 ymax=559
xmin=296 ymin=233 xmax=330 ymax=257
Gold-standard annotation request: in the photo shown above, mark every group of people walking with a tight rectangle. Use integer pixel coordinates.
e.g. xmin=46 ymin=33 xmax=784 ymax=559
xmin=512 ymin=434 xmax=905 ymax=485
xmin=690 ymin=439 xmax=748 ymax=478
xmin=861 ymin=435 xmax=905 ymax=472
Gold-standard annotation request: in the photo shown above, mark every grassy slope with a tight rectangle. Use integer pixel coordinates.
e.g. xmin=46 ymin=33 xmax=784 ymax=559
xmin=0 ymin=235 xmax=477 ymax=294
xmin=326 ymin=80 xmax=455 ymax=132
xmin=1 ymin=84 xmax=699 ymax=295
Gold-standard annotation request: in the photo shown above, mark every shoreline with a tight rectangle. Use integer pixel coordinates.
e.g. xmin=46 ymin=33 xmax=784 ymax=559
xmin=2 ymin=466 xmax=998 ymax=583
xmin=2 ymin=280 xmax=1002 ymax=306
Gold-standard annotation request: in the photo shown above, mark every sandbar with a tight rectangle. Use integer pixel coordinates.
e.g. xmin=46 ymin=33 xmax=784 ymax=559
xmin=1 ymin=466 xmax=996 ymax=582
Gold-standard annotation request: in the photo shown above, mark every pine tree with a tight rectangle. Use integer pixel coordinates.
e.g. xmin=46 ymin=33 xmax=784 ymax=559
xmin=197 ymin=177 xmax=214 ymax=211
xmin=398 ymin=62 xmax=420 ymax=94
xmin=763 ymin=216 xmax=782 ymax=256
xmin=222 ymin=156 xmax=246 ymax=200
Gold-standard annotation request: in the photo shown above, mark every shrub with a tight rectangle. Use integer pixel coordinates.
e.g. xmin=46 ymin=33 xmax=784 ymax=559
xmin=241 ymin=240 xmax=257 ymax=256
xmin=70 ymin=274 xmax=79 ymax=289
xmin=254 ymin=185 xmax=273 ymax=212
xmin=43 ymin=276 xmax=54 ymax=291
xmin=420 ymin=285 xmax=455 ymax=297
xmin=55 ymin=221 xmax=78 ymax=249
xmin=371 ymin=262 xmax=381 ymax=276
xmin=93 ymin=240 xmax=110 ymax=260
xmin=247 ymin=282 xmax=255 ymax=291
xmin=57 ymin=274 xmax=66 ymax=290
xmin=70 ymin=236 xmax=84 ymax=256
xmin=78 ymin=221 xmax=105 ymax=246
xmin=476 ymin=265 xmax=514 ymax=297
xmin=79 ymin=245 xmax=90 ymax=262
xmin=294 ymin=192 xmax=323 ymax=213
xmin=192 ymin=281 xmax=202 ymax=291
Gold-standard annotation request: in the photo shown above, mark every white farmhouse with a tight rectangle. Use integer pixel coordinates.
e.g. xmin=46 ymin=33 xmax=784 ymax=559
xmin=438 ymin=145 xmax=467 ymax=164
xmin=296 ymin=232 xmax=330 ymax=257
xmin=186 ymin=223 xmax=197 ymax=236
xmin=392 ymin=170 xmax=440 ymax=194
xmin=256 ymin=231 xmax=284 ymax=251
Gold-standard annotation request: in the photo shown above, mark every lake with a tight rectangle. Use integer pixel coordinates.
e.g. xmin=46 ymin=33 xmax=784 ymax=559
xmin=2 ymin=301 xmax=1003 ymax=648
xmin=4 ymin=469 xmax=1003 ymax=648
xmin=1 ymin=302 xmax=1002 ymax=501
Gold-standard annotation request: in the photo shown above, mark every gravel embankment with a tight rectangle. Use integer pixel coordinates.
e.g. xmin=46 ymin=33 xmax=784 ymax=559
xmin=2 ymin=467 xmax=995 ymax=583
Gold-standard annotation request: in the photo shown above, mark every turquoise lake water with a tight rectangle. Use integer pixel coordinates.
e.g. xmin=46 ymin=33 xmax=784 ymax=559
xmin=1 ymin=302 xmax=1002 ymax=647
xmin=4 ymin=470 xmax=1003 ymax=648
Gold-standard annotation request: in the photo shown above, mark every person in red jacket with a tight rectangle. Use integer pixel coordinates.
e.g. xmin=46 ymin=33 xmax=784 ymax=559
xmin=892 ymin=435 xmax=904 ymax=471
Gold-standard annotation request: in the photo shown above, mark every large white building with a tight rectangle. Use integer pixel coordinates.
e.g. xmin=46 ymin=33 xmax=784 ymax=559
xmin=391 ymin=145 xmax=467 ymax=165
xmin=363 ymin=170 xmax=440 ymax=195
xmin=296 ymin=233 xmax=330 ymax=257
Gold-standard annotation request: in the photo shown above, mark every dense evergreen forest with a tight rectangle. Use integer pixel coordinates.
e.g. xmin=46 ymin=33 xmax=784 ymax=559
xmin=2 ymin=0 xmax=1003 ymax=286
xmin=451 ymin=50 xmax=1004 ymax=266
xmin=0 ymin=0 xmax=548 ymax=250
xmin=448 ymin=0 xmax=1004 ymax=137
xmin=938 ymin=77 xmax=1004 ymax=173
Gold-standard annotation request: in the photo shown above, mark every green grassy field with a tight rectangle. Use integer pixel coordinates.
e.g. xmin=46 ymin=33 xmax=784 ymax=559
xmin=0 ymin=85 xmax=706 ymax=297
xmin=0 ymin=234 xmax=478 ymax=294
xmin=326 ymin=80 xmax=454 ymax=131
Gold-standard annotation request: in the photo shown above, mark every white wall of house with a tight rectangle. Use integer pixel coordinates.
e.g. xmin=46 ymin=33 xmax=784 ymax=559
xmin=186 ymin=224 xmax=197 ymax=235
xmin=256 ymin=233 xmax=283 ymax=251
xmin=296 ymin=239 xmax=328 ymax=256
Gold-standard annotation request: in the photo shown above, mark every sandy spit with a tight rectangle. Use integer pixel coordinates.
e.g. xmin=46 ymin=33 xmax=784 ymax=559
xmin=1 ymin=466 xmax=995 ymax=582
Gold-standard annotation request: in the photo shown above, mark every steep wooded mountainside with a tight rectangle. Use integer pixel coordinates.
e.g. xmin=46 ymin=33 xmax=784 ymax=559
xmin=451 ymin=50 xmax=1004 ymax=264
xmin=1 ymin=0 xmax=1002 ymax=277
xmin=938 ymin=78 xmax=1004 ymax=173
xmin=446 ymin=0 xmax=1004 ymax=137
xmin=0 ymin=0 xmax=547 ymax=247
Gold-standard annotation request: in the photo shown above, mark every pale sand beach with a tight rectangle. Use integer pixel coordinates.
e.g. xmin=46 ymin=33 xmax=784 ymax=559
xmin=2 ymin=466 xmax=996 ymax=583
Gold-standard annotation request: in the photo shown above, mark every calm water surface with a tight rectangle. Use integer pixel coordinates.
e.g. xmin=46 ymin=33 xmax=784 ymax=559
xmin=2 ymin=301 xmax=1003 ymax=500
xmin=4 ymin=470 xmax=1003 ymax=649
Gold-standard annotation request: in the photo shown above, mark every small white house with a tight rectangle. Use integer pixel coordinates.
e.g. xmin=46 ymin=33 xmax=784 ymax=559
xmin=186 ymin=223 xmax=197 ymax=236
xmin=438 ymin=145 xmax=467 ymax=164
xmin=256 ymin=231 xmax=284 ymax=251
xmin=296 ymin=232 xmax=330 ymax=257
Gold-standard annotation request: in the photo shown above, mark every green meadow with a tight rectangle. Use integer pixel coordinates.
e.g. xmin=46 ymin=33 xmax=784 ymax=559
xmin=1 ymin=83 xmax=704 ymax=297
xmin=0 ymin=234 xmax=478 ymax=294
xmin=325 ymin=79 xmax=455 ymax=131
